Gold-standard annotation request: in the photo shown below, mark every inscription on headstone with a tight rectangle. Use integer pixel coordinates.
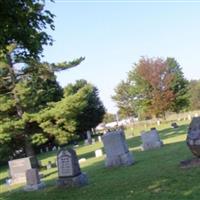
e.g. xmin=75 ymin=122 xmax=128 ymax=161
xmin=58 ymin=151 xmax=73 ymax=177
xmin=57 ymin=148 xmax=88 ymax=187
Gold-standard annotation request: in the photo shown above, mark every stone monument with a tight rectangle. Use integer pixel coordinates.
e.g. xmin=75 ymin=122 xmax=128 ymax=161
xmin=57 ymin=148 xmax=88 ymax=187
xmin=187 ymin=117 xmax=200 ymax=157
xmin=102 ymin=130 xmax=134 ymax=167
xmin=24 ymin=169 xmax=45 ymax=191
xmin=95 ymin=149 xmax=103 ymax=158
xmin=140 ymin=129 xmax=163 ymax=151
xmin=8 ymin=157 xmax=37 ymax=184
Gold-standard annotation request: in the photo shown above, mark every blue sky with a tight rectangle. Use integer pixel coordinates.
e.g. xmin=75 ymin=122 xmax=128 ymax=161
xmin=43 ymin=1 xmax=200 ymax=113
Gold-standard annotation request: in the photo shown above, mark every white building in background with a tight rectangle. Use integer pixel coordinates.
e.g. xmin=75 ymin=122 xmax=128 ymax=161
xmin=96 ymin=117 xmax=138 ymax=131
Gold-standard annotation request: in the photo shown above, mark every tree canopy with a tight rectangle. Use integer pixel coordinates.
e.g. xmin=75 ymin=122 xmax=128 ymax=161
xmin=113 ymin=57 xmax=189 ymax=119
xmin=0 ymin=0 xmax=54 ymax=59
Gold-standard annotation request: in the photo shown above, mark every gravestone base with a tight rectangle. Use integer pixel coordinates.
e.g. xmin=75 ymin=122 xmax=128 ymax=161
xmin=105 ymin=152 xmax=134 ymax=167
xmin=11 ymin=177 xmax=26 ymax=185
xmin=141 ymin=141 xmax=163 ymax=151
xmin=24 ymin=182 xmax=45 ymax=191
xmin=57 ymin=173 xmax=88 ymax=187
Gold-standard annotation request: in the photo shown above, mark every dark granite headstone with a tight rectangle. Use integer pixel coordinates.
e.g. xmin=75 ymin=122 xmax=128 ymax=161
xmin=8 ymin=157 xmax=37 ymax=184
xmin=171 ymin=122 xmax=179 ymax=128
xmin=57 ymin=148 xmax=88 ymax=187
xmin=187 ymin=117 xmax=200 ymax=157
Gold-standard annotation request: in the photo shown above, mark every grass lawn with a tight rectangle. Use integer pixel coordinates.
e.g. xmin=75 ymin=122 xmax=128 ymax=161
xmin=1 ymin=120 xmax=200 ymax=200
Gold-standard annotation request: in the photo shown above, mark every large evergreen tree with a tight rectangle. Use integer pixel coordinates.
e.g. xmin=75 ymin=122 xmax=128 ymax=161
xmin=0 ymin=0 xmax=85 ymax=163
xmin=29 ymin=80 xmax=105 ymax=145
xmin=64 ymin=80 xmax=105 ymax=138
xmin=0 ymin=48 xmax=84 ymax=161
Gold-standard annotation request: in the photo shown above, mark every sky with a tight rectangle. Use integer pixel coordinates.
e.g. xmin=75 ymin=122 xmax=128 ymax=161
xmin=43 ymin=0 xmax=200 ymax=113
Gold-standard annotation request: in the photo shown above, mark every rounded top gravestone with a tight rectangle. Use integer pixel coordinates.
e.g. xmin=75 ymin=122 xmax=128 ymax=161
xmin=187 ymin=117 xmax=200 ymax=157
xmin=57 ymin=148 xmax=81 ymax=178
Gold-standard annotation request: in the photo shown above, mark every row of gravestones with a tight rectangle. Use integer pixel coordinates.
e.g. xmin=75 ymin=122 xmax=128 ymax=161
xmin=19 ymin=113 xmax=200 ymax=190
xmin=8 ymin=117 xmax=200 ymax=191
xmin=8 ymin=128 xmax=163 ymax=191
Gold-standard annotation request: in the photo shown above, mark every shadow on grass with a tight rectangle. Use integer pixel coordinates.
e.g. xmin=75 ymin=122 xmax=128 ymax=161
xmin=0 ymin=139 xmax=197 ymax=200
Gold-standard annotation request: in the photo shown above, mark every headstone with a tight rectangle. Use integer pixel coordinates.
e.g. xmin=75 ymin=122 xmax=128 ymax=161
xmin=187 ymin=117 xmax=200 ymax=157
xmin=188 ymin=114 xmax=192 ymax=121
xmin=24 ymin=169 xmax=45 ymax=191
xmin=171 ymin=122 xmax=178 ymax=128
xmin=57 ymin=148 xmax=88 ymax=187
xmin=40 ymin=149 xmax=43 ymax=154
xmin=78 ymin=158 xmax=87 ymax=164
xmin=98 ymin=135 xmax=102 ymax=142
xmin=8 ymin=157 xmax=37 ymax=184
xmin=52 ymin=146 xmax=57 ymax=151
xmin=46 ymin=161 xmax=52 ymax=170
xmin=92 ymin=138 xmax=95 ymax=144
xmin=84 ymin=139 xmax=89 ymax=145
xmin=45 ymin=147 xmax=49 ymax=152
xmin=157 ymin=120 xmax=160 ymax=126
xmin=102 ymin=130 xmax=134 ymax=167
xmin=95 ymin=149 xmax=103 ymax=158
xmin=86 ymin=130 xmax=92 ymax=144
xmin=141 ymin=129 xmax=163 ymax=151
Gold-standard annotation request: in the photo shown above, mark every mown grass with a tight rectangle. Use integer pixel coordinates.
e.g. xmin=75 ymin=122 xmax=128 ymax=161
xmin=1 ymin=120 xmax=200 ymax=200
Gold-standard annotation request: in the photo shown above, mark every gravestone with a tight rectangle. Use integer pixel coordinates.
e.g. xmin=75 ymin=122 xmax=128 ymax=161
xmin=8 ymin=157 xmax=37 ymax=184
xmin=78 ymin=158 xmax=87 ymax=164
xmin=98 ymin=135 xmax=102 ymax=142
xmin=52 ymin=146 xmax=57 ymax=151
xmin=141 ymin=129 xmax=163 ymax=151
xmin=171 ymin=122 xmax=178 ymax=128
xmin=102 ymin=130 xmax=134 ymax=167
xmin=86 ymin=130 xmax=92 ymax=144
xmin=24 ymin=169 xmax=45 ymax=191
xmin=157 ymin=120 xmax=161 ymax=126
xmin=46 ymin=161 xmax=52 ymax=170
xmin=92 ymin=138 xmax=96 ymax=144
xmin=187 ymin=117 xmax=200 ymax=157
xmin=57 ymin=148 xmax=88 ymax=187
xmin=95 ymin=149 xmax=103 ymax=158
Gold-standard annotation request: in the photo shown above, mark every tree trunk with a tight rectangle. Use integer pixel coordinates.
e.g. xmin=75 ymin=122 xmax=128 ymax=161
xmin=6 ymin=53 xmax=38 ymax=166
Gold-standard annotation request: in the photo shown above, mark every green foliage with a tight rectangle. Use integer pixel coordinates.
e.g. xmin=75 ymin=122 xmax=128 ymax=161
xmin=113 ymin=57 xmax=188 ymax=119
xmin=166 ymin=57 xmax=189 ymax=113
xmin=0 ymin=51 xmax=84 ymax=161
xmin=188 ymin=80 xmax=200 ymax=110
xmin=0 ymin=0 xmax=54 ymax=59
xmin=103 ymin=113 xmax=116 ymax=123
xmin=112 ymin=80 xmax=138 ymax=118
xmin=31 ymin=81 xmax=105 ymax=144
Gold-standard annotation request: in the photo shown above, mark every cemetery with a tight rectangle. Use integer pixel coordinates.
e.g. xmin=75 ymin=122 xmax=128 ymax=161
xmin=1 ymin=1 xmax=200 ymax=200
xmin=1 ymin=120 xmax=200 ymax=200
